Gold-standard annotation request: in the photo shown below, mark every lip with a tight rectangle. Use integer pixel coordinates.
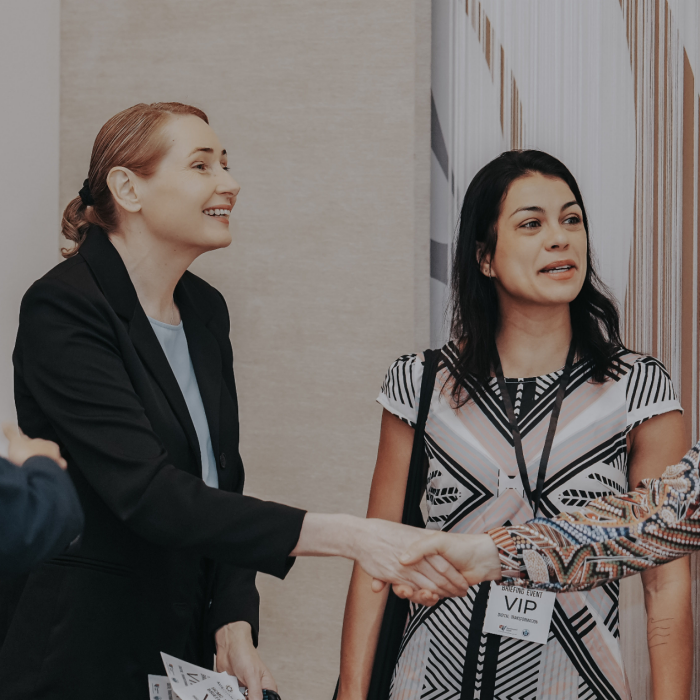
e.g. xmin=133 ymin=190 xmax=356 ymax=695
xmin=539 ymin=259 xmax=577 ymax=280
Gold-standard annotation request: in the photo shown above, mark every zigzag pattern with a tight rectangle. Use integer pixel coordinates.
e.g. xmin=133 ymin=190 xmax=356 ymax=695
xmin=492 ymin=636 xmax=543 ymax=699
xmin=380 ymin=346 xmax=674 ymax=699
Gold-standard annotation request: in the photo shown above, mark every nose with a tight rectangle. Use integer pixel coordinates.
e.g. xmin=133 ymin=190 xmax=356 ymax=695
xmin=216 ymin=168 xmax=241 ymax=199
xmin=545 ymin=222 xmax=569 ymax=251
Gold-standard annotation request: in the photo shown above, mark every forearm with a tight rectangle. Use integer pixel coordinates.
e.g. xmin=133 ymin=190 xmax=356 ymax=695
xmin=338 ymin=563 xmax=390 ymax=700
xmin=644 ymin=564 xmax=693 ymax=700
xmin=291 ymin=513 xmax=365 ymax=559
xmin=488 ymin=442 xmax=700 ymax=591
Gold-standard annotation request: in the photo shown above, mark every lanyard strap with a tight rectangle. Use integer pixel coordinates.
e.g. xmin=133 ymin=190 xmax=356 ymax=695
xmin=494 ymin=341 xmax=575 ymax=516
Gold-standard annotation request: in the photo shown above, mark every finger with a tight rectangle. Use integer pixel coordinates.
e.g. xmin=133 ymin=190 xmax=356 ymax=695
xmin=402 ymin=568 xmax=446 ymax=595
xmin=243 ymin=667 xmax=263 ymax=700
xmin=392 ymin=584 xmax=440 ymax=606
xmin=57 ymin=458 xmax=68 ymax=470
xmin=413 ymin=558 xmax=463 ymax=597
xmin=261 ymin=666 xmax=278 ymax=693
xmin=399 ymin=534 xmax=444 ymax=566
xmin=371 ymin=578 xmax=387 ymax=593
xmin=426 ymin=554 xmax=469 ymax=593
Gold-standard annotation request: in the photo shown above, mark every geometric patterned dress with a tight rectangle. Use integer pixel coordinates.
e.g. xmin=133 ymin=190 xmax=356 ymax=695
xmin=378 ymin=343 xmax=681 ymax=700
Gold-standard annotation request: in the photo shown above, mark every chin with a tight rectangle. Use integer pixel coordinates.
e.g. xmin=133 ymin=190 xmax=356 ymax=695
xmin=198 ymin=230 xmax=233 ymax=251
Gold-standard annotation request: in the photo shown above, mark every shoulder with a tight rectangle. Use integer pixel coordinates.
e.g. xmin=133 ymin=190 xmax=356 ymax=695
xmin=378 ymin=346 xmax=450 ymax=426
xmin=620 ymin=352 xmax=674 ymax=389
xmin=20 ymin=256 xmax=108 ymax=324
xmin=378 ymin=353 xmax=422 ymax=426
xmin=23 ymin=256 xmax=94 ymax=302
xmin=618 ymin=352 xmax=681 ymax=426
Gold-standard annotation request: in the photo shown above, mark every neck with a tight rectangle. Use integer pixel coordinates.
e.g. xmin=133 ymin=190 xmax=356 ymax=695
xmin=496 ymin=298 xmax=572 ymax=378
xmin=109 ymin=224 xmax=199 ymax=324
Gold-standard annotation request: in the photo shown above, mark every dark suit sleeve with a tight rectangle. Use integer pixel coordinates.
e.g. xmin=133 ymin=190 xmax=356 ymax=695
xmin=0 ymin=455 xmax=83 ymax=576
xmin=16 ymin=278 xmax=306 ymax=579
xmin=207 ymin=565 xmax=261 ymax=645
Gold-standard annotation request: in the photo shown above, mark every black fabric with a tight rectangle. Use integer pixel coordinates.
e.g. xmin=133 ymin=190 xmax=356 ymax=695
xmin=78 ymin=178 xmax=93 ymax=206
xmin=0 ymin=227 xmax=306 ymax=699
xmin=366 ymin=349 xmax=441 ymax=700
xmin=459 ymin=583 xmax=499 ymax=700
xmin=0 ymin=455 xmax=83 ymax=577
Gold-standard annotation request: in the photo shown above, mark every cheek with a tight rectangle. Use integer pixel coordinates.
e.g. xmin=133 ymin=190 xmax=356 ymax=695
xmin=146 ymin=184 xmax=204 ymax=233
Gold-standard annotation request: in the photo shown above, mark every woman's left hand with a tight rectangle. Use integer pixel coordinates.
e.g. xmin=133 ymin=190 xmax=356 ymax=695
xmin=215 ymin=621 xmax=278 ymax=700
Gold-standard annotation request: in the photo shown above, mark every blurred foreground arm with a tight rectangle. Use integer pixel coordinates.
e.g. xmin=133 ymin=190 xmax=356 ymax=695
xmin=0 ymin=424 xmax=83 ymax=576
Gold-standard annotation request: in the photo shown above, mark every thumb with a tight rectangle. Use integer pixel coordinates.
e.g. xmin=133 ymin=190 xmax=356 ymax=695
xmin=399 ymin=535 xmax=442 ymax=566
xmin=244 ymin=671 xmax=263 ymax=700
xmin=371 ymin=578 xmax=387 ymax=593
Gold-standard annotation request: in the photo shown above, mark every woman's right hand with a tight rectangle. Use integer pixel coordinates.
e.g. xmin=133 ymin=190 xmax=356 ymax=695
xmin=291 ymin=513 xmax=470 ymax=603
xmin=351 ymin=518 xmax=470 ymax=602
xmin=390 ymin=530 xmax=503 ymax=598
xmin=3 ymin=424 xmax=67 ymax=469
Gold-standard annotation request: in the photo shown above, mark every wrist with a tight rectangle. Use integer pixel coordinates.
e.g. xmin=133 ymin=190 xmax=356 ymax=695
xmin=215 ymin=620 xmax=253 ymax=649
xmin=292 ymin=513 xmax=366 ymax=559
xmin=472 ymin=534 xmax=503 ymax=582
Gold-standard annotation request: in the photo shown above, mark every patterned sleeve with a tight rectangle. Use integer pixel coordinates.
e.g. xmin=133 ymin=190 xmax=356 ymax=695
xmin=377 ymin=354 xmax=422 ymax=427
xmin=625 ymin=355 xmax=682 ymax=431
xmin=488 ymin=442 xmax=700 ymax=592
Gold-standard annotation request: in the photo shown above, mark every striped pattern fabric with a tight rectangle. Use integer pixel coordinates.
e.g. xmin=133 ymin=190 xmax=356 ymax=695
xmin=378 ymin=344 xmax=681 ymax=700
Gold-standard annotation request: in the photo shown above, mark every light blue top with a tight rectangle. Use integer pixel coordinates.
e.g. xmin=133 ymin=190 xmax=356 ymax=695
xmin=148 ymin=316 xmax=219 ymax=489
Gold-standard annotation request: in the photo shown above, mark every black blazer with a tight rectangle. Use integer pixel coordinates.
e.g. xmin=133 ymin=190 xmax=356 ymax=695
xmin=0 ymin=455 xmax=83 ymax=576
xmin=0 ymin=227 xmax=306 ymax=699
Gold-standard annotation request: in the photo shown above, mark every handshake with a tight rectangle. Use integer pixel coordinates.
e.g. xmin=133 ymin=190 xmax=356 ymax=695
xmin=348 ymin=518 xmax=503 ymax=605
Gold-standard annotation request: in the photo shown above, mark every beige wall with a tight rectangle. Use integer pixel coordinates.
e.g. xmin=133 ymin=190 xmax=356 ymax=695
xmin=0 ymin=1 xmax=60 ymax=439
xmin=61 ymin=1 xmax=431 ymax=697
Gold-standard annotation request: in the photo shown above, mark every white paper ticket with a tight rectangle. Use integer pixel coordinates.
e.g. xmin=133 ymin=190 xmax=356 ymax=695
xmin=159 ymin=652 xmax=245 ymax=700
xmin=149 ymin=675 xmax=175 ymax=700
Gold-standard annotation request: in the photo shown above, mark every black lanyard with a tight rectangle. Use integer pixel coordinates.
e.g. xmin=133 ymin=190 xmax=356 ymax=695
xmin=494 ymin=341 xmax=575 ymax=516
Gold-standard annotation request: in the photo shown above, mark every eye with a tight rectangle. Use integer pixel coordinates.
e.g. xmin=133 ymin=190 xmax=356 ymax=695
xmin=563 ymin=214 xmax=581 ymax=225
xmin=193 ymin=162 xmax=207 ymax=171
xmin=222 ymin=164 xmax=230 ymax=172
xmin=520 ymin=219 xmax=540 ymax=230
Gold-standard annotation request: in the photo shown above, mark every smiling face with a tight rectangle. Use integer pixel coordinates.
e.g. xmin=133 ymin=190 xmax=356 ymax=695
xmin=132 ymin=114 xmax=240 ymax=253
xmin=483 ymin=172 xmax=587 ymax=309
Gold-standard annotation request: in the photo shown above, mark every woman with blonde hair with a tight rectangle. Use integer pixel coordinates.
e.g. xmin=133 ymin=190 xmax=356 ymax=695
xmin=0 ymin=102 xmax=466 ymax=700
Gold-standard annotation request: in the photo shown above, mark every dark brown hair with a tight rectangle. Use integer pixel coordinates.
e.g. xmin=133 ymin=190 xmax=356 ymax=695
xmin=449 ymin=149 xmax=624 ymax=405
xmin=61 ymin=102 xmax=209 ymax=257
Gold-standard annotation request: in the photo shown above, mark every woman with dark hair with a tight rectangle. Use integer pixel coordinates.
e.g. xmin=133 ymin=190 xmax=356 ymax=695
xmin=338 ymin=150 xmax=692 ymax=700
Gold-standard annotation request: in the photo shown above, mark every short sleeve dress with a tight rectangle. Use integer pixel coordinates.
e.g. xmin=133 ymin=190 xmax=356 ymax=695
xmin=377 ymin=343 xmax=682 ymax=700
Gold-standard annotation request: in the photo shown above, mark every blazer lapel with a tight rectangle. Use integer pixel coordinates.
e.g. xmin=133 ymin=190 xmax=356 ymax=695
xmin=176 ymin=283 xmax=222 ymax=460
xmin=128 ymin=308 xmax=202 ymax=472
xmin=79 ymin=227 xmax=202 ymax=474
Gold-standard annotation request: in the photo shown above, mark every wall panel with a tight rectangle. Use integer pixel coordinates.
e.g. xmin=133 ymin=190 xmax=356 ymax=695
xmin=60 ymin=2 xmax=430 ymax=698
xmin=431 ymin=0 xmax=700 ymax=696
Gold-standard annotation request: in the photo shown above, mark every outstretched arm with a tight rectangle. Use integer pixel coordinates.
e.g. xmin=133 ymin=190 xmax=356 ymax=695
xmin=399 ymin=435 xmax=700 ymax=594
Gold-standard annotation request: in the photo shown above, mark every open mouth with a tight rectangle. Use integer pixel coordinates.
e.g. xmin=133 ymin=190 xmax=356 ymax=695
xmin=540 ymin=260 xmax=576 ymax=275
xmin=203 ymin=208 xmax=231 ymax=218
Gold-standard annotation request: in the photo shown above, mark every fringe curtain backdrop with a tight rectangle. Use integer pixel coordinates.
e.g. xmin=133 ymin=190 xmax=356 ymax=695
xmin=430 ymin=0 xmax=700 ymax=696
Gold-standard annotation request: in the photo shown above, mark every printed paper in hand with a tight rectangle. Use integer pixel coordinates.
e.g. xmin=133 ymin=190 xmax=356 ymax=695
xmin=149 ymin=675 xmax=174 ymax=700
xmin=159 ymin=652 xmax=246 ymax=700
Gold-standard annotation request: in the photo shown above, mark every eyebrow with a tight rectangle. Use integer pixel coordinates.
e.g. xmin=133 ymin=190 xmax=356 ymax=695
xmin=188 ymin=147 xmax=227 ymax=157
xmin=509 ymin=200 xmax=579 ymax=218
